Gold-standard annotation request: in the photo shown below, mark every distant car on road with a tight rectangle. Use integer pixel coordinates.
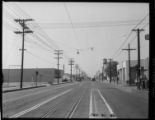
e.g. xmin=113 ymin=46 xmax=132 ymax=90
xmin=62 ymin=78 xmax=68 ymax=82
xmin=92 ymin=78 xmax=95 ymax=81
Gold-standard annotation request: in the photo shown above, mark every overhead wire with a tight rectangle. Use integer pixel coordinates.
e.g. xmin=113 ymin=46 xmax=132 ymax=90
xmin=4 ymin=3 xmax=64 ymax=68
xmin=10 ymin=3 xmax=59 ymax=50
xmin=34 ymin=20 xmax=146 ymax=29
xmin=128 ymin=22 xmax=149 ymax=45
xmin=25 ymin=37 xmax=52 ymax=52
xmin=3 ymin=8 xmax=55 ymax=52
xmin=16 ymin=3 xmax=73 ymax=65
xmin=63 ymin=2 xmax=80 ymax=49
xmin=12 ymin=2 xmax=72 ymax=62
xmin=3 ymin=7 xmax=22 ymax=30
xmin=111 ymin=13 xmax=149 ymax=59
xmin=113 ymin=22 xmax=149 ymax=60
xmin=25 ymin=50 xmax=56 ymax=66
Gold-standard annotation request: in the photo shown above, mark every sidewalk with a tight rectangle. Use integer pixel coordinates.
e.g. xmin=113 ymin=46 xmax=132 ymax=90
xmin=2 ymin=81 xmax=76 ymax=93
xmin=102 ymin=80 xmax=149 ymax=93
xmin=2 ymin=82 xmax=48 ymax=93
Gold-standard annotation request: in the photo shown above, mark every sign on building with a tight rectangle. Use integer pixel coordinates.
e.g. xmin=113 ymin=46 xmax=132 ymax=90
xmin=145 ymin=34 xmax=149 ymax=40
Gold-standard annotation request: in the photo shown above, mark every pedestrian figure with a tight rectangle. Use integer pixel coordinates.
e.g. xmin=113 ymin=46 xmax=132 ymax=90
xmin=141 ymin=74 xmax=147 ymax=89
xmin=117 ymin=76 xmax=119 ymax=84
xmin=140 ymin=67 xmax=147 ymax=89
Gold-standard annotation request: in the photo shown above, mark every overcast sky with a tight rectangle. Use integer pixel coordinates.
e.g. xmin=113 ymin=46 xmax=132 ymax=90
xmin=2 ymin=2 xmax=149 ymax=77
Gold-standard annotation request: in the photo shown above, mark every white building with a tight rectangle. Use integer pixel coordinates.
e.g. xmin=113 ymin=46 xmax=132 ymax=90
xmin=117 ymin=57 xmax=149 ymax=85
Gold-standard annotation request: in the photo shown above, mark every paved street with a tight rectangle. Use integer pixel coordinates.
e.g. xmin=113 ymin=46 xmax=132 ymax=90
xmin=2 ymin=2 xmax=150 ymax=119
xmin=2 ymin=80 xmax=148 ymax=118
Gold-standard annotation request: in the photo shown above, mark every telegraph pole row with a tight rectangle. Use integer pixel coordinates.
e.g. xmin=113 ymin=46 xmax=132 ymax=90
xmin=132 ymin=28 xmax=144 ymax=89
xmin=14 ymin=19 xmax=33 ymax=89
xmin=54 ymin=50 xmax=63 ymax=84
xmin=122 ymin=44 xmax=136 ymax=85
xmin=69 ymin=58 xmax=74 ymax=82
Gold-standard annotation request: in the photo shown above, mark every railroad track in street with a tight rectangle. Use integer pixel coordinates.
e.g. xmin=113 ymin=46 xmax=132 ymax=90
xmin=41 ymin=86 xmax=86 ymax=118
xmin=65 ymin=88 xmax=86 ymax=118
xmin=41 ymin=97 xmax=64 ymax=118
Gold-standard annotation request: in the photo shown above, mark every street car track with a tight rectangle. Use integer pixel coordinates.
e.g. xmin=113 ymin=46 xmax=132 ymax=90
xmin=65 ymin=88 xmax=86 ymax=118
xmin=41 ymin=84 xmax=87 ymax=118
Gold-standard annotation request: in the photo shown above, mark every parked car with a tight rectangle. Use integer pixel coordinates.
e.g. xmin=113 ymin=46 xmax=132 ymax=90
xmin=62 ymin=78 xmax=68 ymax=82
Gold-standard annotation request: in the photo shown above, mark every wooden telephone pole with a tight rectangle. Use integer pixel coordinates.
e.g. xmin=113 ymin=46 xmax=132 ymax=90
xmin=14 ymin=19 xmax=33 ymax=89
xmin=132 ymin=28 xmax=144 ymax=89
xmin=69 ymin=58 xmax=74 ymax=82
xmin=122 ymin=44 xmax=136 ymax=85
xmin=54 ymin=50 xmax=63 ymax=84
xmin=107 ymin=59 xmax=112 ymax=83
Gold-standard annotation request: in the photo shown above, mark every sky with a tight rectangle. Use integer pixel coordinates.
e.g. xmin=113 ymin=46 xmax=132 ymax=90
xmin=2 ymin=2 xmax=149 ymax=77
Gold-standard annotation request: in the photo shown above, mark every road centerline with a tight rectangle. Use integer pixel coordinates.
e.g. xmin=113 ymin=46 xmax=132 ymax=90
xmin=89 ymin=88 xmax=93 ymax=118
xmin=97 ymin=88 xmax=117 ymax=118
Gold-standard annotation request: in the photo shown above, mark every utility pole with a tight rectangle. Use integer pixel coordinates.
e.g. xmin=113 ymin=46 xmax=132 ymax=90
xmin=63 ymin=64 xmax=65 ymax=79
xmin=75 ymin=64 xmax=78 ymax=81
xmin=63 ymin=64 xmax=65 ymax=73
xmin=35 ymin=68 xmax=39 ymax=87
xmin=54 ymin=50 xmax=63 ymax=84
xmin=69 ymin=58 xmax=74 ymax=82
xmin=108 ymin=59 xmax=112 ymax=83
xmin=132 ymin=28 xmax=144 ymax=89
xmin=14 ymin=19 xmax=33 ymax=89
xmin=122 ymin=44 xmax=136 ymax=85
xmin=102 ymin=59 xmax=104 ymax=82
xmin=79 ymin=68 xmax=80 ymax=81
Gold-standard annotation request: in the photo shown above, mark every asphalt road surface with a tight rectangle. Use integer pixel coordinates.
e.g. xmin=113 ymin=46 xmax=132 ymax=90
xmin=2 ymin=80 xmax=148 ymax=118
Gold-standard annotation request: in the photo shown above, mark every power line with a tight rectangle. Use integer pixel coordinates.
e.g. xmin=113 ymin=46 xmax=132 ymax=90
xmin=25 ymin=37 xmax=52 ymax=52
xmin=25 ymin=50 xmax=55 ymax=66
xmin=14 ymin=18 xmax=33 ymax=89
xmin=111 ymin=13 xmax=149 ymax=59
xmin=64 ymin=2 xmax=79 ymax=48
xmin=128 ymin=22 xmax=149 ymax=45
xmin=133 ymin=13 xmax=149 ymax=29
xmin=10 ymin=3 xmax=59 ymax=50
xmin=3 ymin=4 xmax=54 ymax=50
xmin=34 ymin=20 xmax=146 ymax=29
xmin=3 ymin=9 xmax=23 ymax=30
xmin=4 ymin=3 xmax=73 ymax=60
xmin=112 ymin=21 xmax=149 ymax=60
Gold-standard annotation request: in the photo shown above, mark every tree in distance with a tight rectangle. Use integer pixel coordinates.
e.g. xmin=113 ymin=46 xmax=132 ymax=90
xmin=105 ymin=61 xmax=118 ymax=81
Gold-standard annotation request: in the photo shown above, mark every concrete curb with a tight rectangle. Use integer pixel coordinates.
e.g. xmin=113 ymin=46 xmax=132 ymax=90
xmin=3 ymin=85 xmax=47 ymax=93
xmin=109 ymin=82 xmax=149 ymax=93
xmin=50 ymin=81 xmax=73 ymax=85
xmin=2 ymin=81 xmax=75 ymax=93
xmin=103 ymin=82 xmax=138 ymax=93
